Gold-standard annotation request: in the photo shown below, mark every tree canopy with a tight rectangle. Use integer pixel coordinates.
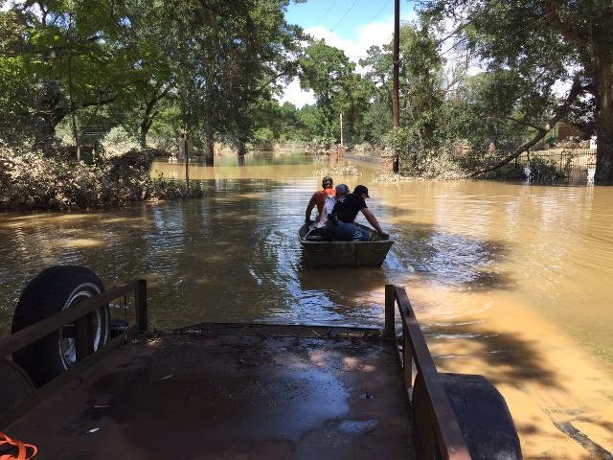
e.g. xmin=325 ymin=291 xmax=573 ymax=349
xmin=419 ymin=0 xmax=613 ymax=181
xmin=1 ymin=0 xmax=612 ymax=184
xmin=0 ymin=0 xmax=305 ymax=164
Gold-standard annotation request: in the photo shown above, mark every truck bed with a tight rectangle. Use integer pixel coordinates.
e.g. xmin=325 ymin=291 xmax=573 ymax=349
xmin=4 ymin=323 xmax=416 ymax=460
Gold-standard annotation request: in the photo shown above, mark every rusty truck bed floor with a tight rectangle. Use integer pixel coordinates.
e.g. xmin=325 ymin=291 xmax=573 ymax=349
xmin=5 ymin=324 xmax=415 ymax=459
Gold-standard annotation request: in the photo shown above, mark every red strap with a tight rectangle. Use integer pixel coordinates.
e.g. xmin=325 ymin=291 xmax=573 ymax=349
xmin=0 ymin=432 xmax=38 ymax=460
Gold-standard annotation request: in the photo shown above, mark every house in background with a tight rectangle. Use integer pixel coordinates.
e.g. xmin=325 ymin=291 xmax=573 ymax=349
xmin=589 ymin=135 xmax=597 ymax=150
xmin=555 ymin=121 xmax=584 ymax=141
xmin=541 ymin=122 xmax=592 ymax=149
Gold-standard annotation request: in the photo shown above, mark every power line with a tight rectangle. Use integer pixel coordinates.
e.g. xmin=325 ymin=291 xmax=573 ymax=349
xmin=331 ymin=0 xmax=360 ymax=32
xmin=438 ymin=7 xmax=556 ymax=57
xmin=370 ymin=0 xmax=393 ymax=23
xmin=317 ymin=0 xmax=340 ymax=24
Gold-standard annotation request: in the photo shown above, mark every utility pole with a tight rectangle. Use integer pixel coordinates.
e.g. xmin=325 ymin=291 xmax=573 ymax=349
xmin=392 ymin=0 xmax=400 ymax=173
xmin=340 ymin=112 xmax=344 ymax=147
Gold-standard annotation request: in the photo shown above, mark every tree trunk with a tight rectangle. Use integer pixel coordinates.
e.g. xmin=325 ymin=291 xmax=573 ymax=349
xmin=68 ymin=46 xmax=80 ymax=161
xmin=594 ymin=55 xmax=613 ymax=183
xmin=140 ymin=88 xmax=169 ymax=150
xmin=139 ymin=131 xmax=147 ymax=151
xmin=140 ymin=114 xmax=152 ymax=150
xmin=205 ymin=129 xmax=215 ymax=167
xmin=237 ymin=135 xmax=247 ymax=156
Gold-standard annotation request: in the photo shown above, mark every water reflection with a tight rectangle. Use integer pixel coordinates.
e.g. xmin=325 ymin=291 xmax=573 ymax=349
xmin=0 ymin=166 xmax=391 ymax=335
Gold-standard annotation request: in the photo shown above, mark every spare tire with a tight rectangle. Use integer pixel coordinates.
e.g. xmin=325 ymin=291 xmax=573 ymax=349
xmin=11 ymin=266 xmax=110 ymax=387
xmin=412 ymin=372 xmax=522 ymax=460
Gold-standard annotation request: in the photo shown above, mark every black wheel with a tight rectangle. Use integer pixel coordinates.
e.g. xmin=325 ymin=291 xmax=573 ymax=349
xmin=412 ymin=372 xmax=522 ymax=460
xmin=11 ymin=266 xmax=110 ymax=387
xmin=0 ymin=358 xmax=34 ymax=415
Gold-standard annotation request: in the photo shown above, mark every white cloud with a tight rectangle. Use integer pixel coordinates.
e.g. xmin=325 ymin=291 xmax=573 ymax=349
xmin=305 ymin=19 xmax=394 ymax=65
xmin=277 ymin=79 xmax=316 ymax=107
xmin=279 ymin=19 xmax=396 ymax=108
xmin=352 ymin=21 xmax=396 ymax=62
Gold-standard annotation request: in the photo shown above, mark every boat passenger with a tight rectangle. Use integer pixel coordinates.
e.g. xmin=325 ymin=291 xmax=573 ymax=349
xmin=332 ymin=185 xmax=389 ymax=241
xmin=308 ymin=183 xmax=349 ymax=241
xmin=318 ymin=183 xmax=349 ymax=228
xmin=304 ymin=176 xmax=335 ymax=224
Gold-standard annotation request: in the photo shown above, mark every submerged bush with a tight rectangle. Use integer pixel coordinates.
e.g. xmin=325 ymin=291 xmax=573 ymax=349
xmin=385 ymin=127 xmax=465 ymax=180
xmin=0 ymin=148 xmax=205 ymax=212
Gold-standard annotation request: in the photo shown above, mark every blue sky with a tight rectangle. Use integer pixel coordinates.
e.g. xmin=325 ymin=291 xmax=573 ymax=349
xmin=280 ymin=0 xmax=416 ymax=106
xmin=285 ymin=0 xmax=405 ymax=47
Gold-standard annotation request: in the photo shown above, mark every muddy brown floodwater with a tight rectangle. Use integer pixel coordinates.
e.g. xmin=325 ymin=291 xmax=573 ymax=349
xmin=0 ymin=152 xmax=611 ymax=459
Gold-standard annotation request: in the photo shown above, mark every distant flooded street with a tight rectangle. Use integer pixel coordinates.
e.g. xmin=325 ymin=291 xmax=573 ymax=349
xmin=0 ymin=152 xmax=612 ymax=458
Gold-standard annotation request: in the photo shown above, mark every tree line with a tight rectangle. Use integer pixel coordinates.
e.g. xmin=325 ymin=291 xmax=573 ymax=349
xmin=1 ymin=0 xmax=612 ymax=184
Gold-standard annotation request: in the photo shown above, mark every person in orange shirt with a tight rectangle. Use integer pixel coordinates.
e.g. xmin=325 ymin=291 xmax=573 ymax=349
xmin=304 ymin=176 xmax=335 ymax=224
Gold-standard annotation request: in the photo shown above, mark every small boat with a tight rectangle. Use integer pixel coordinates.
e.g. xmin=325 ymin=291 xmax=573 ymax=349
xmin=299 ymin=223 xmax=394 ymax=267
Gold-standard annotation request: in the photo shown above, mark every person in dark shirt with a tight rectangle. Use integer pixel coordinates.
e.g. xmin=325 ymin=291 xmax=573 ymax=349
xmin=332 ymin=185 xmax=389 ymax=241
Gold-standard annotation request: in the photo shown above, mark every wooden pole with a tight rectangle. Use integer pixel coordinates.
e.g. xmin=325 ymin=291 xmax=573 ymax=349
xmin=385 ymin=284 xmax=395 ymax=338
xmin=392 ymin=0 xmax=400 ymax=173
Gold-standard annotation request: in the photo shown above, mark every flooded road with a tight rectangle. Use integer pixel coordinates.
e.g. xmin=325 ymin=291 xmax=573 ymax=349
xmin=0 ymin=153 xmax=612 ymax=458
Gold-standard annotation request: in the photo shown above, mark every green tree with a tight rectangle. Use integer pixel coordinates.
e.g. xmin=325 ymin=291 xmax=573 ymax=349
xmin=0 ymin=0 xmax=302 ymax=161
xmin=421 ymin=0 xmax=613 ymax=183
xmin=450 ymin=71 xmax=538 ymax=152
xmin=359 ymin=44 xmax=394 ymax=142
xmin=160 ymin=0 xmax=302 ymax=164
xmin=340 ymin=74 xmax=375 ymax=145
xmin=110 ymin=0 xmax=175 ymax=149
xmin=361 ymin=22 xmax=453 ymax=174
xmin=255 ymin=101 xmax=307 ymax=143
xmin=299 ymin=39 xmax=356 ymax=141
xmin=0 ymin=9 xmax=33 ymax=146
xmin=398 ymin=23 xmax=447 ymax=147
xmin=296 ymin=104 xmax=325 ymax=141
xmin=0 ymin=1 xmax=147 ymax=155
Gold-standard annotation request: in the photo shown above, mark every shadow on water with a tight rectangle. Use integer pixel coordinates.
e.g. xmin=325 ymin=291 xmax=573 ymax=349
xmin=423 ymin=323 xmax=613 ymax=459
xmin=298 ymin=266 xmax=386 ymax=293
xmin=424 ymin=324 xmax=559 ymax=388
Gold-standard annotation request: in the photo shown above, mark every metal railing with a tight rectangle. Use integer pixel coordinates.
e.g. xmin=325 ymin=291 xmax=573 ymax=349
xmin=385 ymin=284 xmax=471 ymax=460
xmin=0 ymin=279 xmax=147 ymax=428
xmin=0 ymin=279 xmax=147 ymax=360
xmin=520 ymin=148 xmax=596 ymax=184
